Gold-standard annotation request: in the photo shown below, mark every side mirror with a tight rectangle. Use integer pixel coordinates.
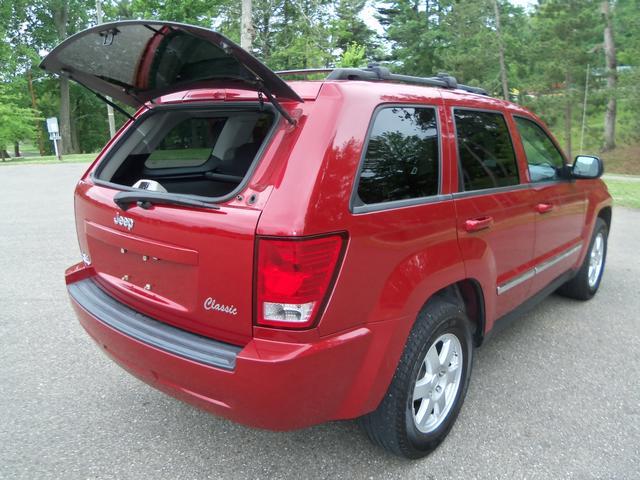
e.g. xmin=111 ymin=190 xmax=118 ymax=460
xmin=572 ymin=155 xmax=603 ymax=179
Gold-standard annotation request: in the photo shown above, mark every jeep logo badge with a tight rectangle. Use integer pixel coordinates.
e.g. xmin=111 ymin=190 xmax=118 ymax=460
xmin=114 ymin=212 xmax=134 ymax=231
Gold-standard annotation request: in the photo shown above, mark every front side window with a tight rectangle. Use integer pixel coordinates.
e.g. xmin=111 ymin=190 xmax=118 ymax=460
xmin=514 ymin=116 xmax=566 ymax=182
xmin=454 ymin=109 xmax=519 ymax=191
xmin=357 ymin=106 xmax=439 ymax=205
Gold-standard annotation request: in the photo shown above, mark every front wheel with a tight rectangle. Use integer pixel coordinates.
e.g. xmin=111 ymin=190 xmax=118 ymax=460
xmin=360 ymin=298 xmax=473 ymax=459
xmin=558 ymin=218 xmax=608 ymax=300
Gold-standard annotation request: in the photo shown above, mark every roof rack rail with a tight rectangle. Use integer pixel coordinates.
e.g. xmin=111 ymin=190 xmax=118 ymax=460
xmin=276 ymin=68 xmax=334 ymax=77
xmin=276 ymin=65 xmax=488 ymax=96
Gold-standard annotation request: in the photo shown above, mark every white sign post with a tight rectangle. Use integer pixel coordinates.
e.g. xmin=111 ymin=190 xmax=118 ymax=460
xmin=46 ymin=117 xmax=62 ymax=161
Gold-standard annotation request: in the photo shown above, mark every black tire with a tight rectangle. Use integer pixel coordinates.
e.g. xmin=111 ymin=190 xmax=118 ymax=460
xmin=557 ymin=218 xmax=608 ymax=301
xmin=360 ymin=298 xmax=473 ymax=459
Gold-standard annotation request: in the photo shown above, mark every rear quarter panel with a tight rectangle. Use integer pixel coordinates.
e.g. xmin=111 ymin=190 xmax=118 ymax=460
xmin=258 ymin=82 xmax=469 ymax=334
xmin=256 ymin=83 xmax=473 ymax=415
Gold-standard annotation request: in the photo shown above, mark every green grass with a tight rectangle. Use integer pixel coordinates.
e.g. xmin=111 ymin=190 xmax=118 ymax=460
xmin=601 ymin=144 xmax=640 ymax=176
xmin=1 ymin=147 xmax=211 ymax=167
xmin=604 ymin=178 xmax=640 ymax=209
xmin=145 ymin=148 xmax=211 ymax=168
xmin=0 ymin=153 xmax=97 ymax=165
xmin=17 ymin=142 xmax=40 ymax=155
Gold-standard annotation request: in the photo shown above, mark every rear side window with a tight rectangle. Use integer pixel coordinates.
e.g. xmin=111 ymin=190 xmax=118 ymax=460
xmin=145 ymin=117 xmax=226 ymax=169
xmin=454 ymin=109 xmax=519 ymax=191
xmin=514 ymin=116 xmax=565 ymax=182
xmin=357 ymin=106 xmax=439 ymax=205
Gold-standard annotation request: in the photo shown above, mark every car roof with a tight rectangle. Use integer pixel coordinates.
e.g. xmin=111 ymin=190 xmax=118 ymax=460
xmin=155 ymin=77 xmax=538 ymax=125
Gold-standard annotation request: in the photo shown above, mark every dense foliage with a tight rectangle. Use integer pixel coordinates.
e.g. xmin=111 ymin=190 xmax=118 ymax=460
xmin=0 ymin=0 xmax=638 ymax=158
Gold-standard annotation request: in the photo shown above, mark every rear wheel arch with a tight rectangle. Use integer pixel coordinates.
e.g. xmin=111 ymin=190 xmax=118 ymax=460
xmin=343 ymin=278 xmax=485 ymax=421
xmin=424 ymin=278 xmax=486 ymax=347
xmin=362 ymin=294 xmax=474 ymax=458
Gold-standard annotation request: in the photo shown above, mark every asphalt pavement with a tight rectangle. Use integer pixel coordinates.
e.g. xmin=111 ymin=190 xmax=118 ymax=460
xmin=1 ymin=163 xmax=639 ymax=479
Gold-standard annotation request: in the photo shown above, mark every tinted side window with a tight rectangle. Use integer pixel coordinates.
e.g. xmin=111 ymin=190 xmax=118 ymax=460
xmin=454 ymin=110 xmax=519 ymax=191
xmin=357 ymin=107 xmax=439 ymax=205
xmin=515 ymin=116 xmax=565 ymax=182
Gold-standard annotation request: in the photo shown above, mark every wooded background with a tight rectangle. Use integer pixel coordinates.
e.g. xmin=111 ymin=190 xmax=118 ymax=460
xmin=1 ymin=0 xmax=638 ymax=168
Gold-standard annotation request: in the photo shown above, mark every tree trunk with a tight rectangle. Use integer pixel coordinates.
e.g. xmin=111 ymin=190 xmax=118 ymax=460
xmin=260 ymin=3 xmax=272 ymax=62
xmin=53 ymin=1 xmax=73 ymax=155
xmin=59 ymin=76 xmax=72 ymax=155
xmin=282 ymin=0 xmax=292 ymax=69
xmin=71 ymin=113 xmax=80 ymax=153
xmin=564 ymin=72 xmax=573 ymax=160
xmin=240 ymin=0 xmax=254 ymax=50
xmin=602 ymin=0 xmax=617 ymax=151
xmin=27 ymin=70 xmax=45 ymax=155
xmin=14 ymin=142 xmax=20 ymax=157
xmin=492 ymin=0 xmax=509 ymax=101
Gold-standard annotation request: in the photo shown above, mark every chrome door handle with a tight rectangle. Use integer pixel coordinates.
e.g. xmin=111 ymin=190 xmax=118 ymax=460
xmin=464 ymin=216 xmax=493 ymax=232
xmin=536 ymin=203 xmax=554 ymax=214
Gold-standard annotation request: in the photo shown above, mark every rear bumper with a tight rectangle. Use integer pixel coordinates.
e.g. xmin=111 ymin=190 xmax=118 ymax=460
xmin=69 ymin=279 xmax=241 ymax=370
xmin=67 ymin=267 xmax=396 ymax=430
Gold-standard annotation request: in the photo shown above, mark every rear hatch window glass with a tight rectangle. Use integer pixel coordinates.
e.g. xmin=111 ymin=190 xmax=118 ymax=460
xmin=40 ymin=21 xmax=303 ymax=107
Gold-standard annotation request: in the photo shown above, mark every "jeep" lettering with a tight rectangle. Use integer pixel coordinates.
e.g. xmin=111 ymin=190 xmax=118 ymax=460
xmin=113 ymin=213 xmax=134 ymax=231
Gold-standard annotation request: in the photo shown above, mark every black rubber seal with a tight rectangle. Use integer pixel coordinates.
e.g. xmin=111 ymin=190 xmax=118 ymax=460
xmin=68 ymin=278 xmax=241 ymax=370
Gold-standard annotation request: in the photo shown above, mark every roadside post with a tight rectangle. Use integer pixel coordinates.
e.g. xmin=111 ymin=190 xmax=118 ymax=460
xmin=46 ymin=117 xmax=62 ymax=161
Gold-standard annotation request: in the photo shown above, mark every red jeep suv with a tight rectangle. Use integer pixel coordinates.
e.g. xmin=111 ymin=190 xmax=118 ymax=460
xmin=43 ymin=21 xmax=612 ymax=458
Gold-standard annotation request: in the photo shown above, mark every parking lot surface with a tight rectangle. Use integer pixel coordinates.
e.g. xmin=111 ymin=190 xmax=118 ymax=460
xmin=1 ymin=163 xmax=639 ymax=479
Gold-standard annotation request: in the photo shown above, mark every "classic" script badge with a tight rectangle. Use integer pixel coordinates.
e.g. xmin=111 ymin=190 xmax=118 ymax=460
xmin=203 ymin=297 xmax=238 ymax=316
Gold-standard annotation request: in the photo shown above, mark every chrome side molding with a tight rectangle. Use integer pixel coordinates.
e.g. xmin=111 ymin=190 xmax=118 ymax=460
xmin=497 ymin=243 xmax=582 ymax=295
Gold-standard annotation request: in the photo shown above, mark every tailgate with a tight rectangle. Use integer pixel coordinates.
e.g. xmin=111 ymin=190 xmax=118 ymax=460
xmin=75 ymin=180 xmax=258 ymax=345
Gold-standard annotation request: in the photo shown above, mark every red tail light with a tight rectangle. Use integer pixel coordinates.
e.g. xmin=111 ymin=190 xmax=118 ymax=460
xmin=256 ymin=234 xmax=345 ymax=329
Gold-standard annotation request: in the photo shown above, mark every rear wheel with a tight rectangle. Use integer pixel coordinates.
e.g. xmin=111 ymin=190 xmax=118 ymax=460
xmin=558 ymin=218 xmax=608 ymax=300
xmin=361 ymin=298 xmax=473 ymax=459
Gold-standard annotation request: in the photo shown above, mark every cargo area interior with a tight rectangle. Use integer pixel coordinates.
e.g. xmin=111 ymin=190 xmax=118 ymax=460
xmin=96 ymin=108 xmax=275 ymax=198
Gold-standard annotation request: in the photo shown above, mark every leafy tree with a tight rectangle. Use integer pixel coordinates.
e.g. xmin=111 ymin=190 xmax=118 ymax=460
xmin=266 ymin=0 xmax=334 ymax=70
xmin=377 ymin=0 xmax=528 ymax=95
xmin=109 ymin=0 xmax=228 ymax=26
xmin=339 ymin=43 xmax=367 ymax=67
xmin=0 ymin=0 xmax=636 ymax=161
xmin=9 ymin=0 xmax=93 ymax=154
xmin=601 ymin=0 xmax=617 ymax=151
xmin=614 ymin=0 xmax=640 ymax=141
xmin=492 ymin=0 xmax=509 ymax=99
xmin=615 ymin=0 xmax=640 ymax=64
xmin=435 ymin=0 xmax=500 ymax=86
xmin=253 ymin=0 xmax=278 ymax=61
xmin=526 ymin=0 xmax=600 ymax=158
xmin=331 ymin=0 xmax=378 ymax=60
xmin=0 ymin=85 xmax=38 ymax=159
xmin=377 ymin=0 xmax=445 ymax=76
